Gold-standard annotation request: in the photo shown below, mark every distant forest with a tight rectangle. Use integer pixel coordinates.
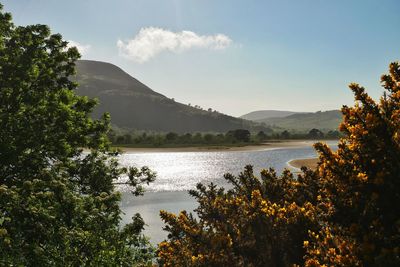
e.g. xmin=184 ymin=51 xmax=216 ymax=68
xmin=110 ymin=128 xmax=341 ymax=147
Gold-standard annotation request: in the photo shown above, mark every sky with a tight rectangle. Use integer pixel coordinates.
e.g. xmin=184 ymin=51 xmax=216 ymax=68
xmin=3 ymin=0 xmax=400 ymax=117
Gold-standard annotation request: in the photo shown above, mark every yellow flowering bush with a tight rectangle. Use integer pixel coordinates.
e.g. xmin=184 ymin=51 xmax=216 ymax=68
xmin=307 ymin=62 xmax=400 ymax=265
xmin=158 ymin=62 xmax=400 ymax=266
xmin=158 ymin=166 xmax=321 ymax=266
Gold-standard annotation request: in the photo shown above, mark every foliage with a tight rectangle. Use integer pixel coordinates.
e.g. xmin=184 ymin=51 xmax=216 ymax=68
xmin=0 ymin=5 xmax=155 ymax=266
xmin=111 ymin=130 xmax=257 ymax=147
xmin=158 ymin=166 xmax=320 ymax=266
xmin=158 ymin=62 xmax=400 ymax=266
xmin=110 ymin=128 xmax=339 ymax=147
xmin=226 ymin=129 xmax=251 ymax=142
xmin=280 ymin=130 xmax=291 ymax=139
xmin=256 ymin=130 xmax=268 ymax=141
xmin=308 ymin=128 xmax=324 ymax=139
xmin=306 ymin=62 xmax=400 ymax=266
xmin=257 ymin=110 xmax=342 ymax=133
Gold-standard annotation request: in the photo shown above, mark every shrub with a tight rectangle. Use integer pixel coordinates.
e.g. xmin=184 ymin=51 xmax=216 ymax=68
xmin=158 ymin=62 xmax=400 ymax=266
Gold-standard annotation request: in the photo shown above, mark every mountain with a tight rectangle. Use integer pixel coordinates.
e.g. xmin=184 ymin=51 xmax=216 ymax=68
xmin=256 ymin=110 xmax=342 ymax=132
xmin=240 ymin=110 xmax=303 ymax=121
xmin=75 ymin=60 xmax=268 ymax=133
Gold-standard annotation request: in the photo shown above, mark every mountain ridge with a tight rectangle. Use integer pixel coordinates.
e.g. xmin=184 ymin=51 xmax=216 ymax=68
xmin=75 ymin=60 xmax=269 ymax=133
xmin=240 ymin=110 xmax=304 ymax=121
xmin=255 ymin=110 xmax=342 ymax=132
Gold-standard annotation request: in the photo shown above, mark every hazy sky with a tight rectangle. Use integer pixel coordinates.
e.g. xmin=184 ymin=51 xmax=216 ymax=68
xmin=3 ymin=0 xmax=400 ymax=116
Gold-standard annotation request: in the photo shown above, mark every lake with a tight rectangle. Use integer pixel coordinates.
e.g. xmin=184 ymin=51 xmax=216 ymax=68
xmin=118 ymin=141 xmax=337 ymax=244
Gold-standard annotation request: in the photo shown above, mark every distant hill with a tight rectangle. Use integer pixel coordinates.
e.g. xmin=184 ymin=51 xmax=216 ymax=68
xmin=240 ymin=110 xmax=303 ymax=121
xmin=256 ymin=110 xmax=342 ymax=132
xmin=75 ymin=60 xmax=269 ymax=133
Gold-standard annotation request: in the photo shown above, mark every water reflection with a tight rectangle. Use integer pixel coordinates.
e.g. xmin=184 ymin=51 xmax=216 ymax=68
xmin=119 ymin=142 xmax=338 ymax=244
xmin=117 ymin=144 xmax=328 ymax=192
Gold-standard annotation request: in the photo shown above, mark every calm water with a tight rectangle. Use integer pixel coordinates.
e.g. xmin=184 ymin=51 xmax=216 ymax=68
xmin=119 ymin=141 xmax=337 ymax=243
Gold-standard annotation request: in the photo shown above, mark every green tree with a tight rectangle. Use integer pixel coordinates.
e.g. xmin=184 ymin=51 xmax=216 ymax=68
xmin=325 ymin=130 xmax=340 ymax=139
xmin=180 ymin=133 xmax=193 ymax=144
xmin=165 ymin=132 xmax=178 ymax=143
xmin=0 ymin=6 xmax=155 ymax=266
xmin=227 ymin=129 xmax=251 ymax=142
xmin=124 ymin=133 xmax=133 ymax=144
xmin=203 ymin=133 xmax=214 ymax=143
xmin=308 ymin=128 xmax=324 ymax=139
xmin=280 ymin=130 xmax=291 ymax=139
xmin=256 ymin=130 xmax=268 ymax=141
xmin=116 ymin=135 xmax=125 ymax=144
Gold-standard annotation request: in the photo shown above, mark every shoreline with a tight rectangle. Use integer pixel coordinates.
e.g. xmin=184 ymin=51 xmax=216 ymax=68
xmin=287 ymin=158 xmax=319 ymax=170
xmin=115 ymin=140 xmax=320 ymax=153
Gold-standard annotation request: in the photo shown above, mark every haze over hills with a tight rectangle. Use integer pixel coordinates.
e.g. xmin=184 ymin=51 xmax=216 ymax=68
xmin=240 ymin=110 xmax=304 ymax=121
xmin=254 ymin=110 xmax=342 ymax=132
xmin=75 ymin=60 xmax=269 ymax=133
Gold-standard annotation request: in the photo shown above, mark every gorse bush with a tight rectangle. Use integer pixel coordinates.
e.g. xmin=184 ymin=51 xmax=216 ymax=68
xmin=158 ymin=167 xmax=320 ymax=266
xmin=306 ymin=63 xmax=400 ymax=266
xmin=0 ymin=5 xmax=155 ymax=266
xmin=158 ymin=62 xmax=400 ymax=266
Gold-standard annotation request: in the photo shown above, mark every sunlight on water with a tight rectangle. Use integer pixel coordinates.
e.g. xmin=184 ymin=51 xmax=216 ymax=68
xmin=119 ymin=142 xmax=338 ymax=244
xmin=117 ymin=142 xmax=337 ymax=192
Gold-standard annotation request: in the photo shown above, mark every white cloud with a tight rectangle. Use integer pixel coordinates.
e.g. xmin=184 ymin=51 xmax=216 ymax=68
xmin=117 ymin=27 xmax=232 ymax=63
xmin=67 ymin=40 xmax=91 ymax=56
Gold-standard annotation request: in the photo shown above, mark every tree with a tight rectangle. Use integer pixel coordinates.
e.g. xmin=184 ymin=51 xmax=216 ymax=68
xmin=158 ymin=62 xmax=400 ymax=266
xmin=0 ymin=6 xmax=155 ymax=266
xmin=193 ymin=133 xmax=203 ymax=143
xmin=308 ymin=128 xmax=324 ymax=139
xmin=107 ymin=128 xmax=117 ymax=143
xmin=227 ymin=129 xmax=251 ymax=142
xmin=116 ymin=135 xmax=125 ymax=144
xmin=124 ymin=133 xmax=133 ymax=144
xmin=325 ymin=130 xmax=340 ymax=139
xmin=203 ymin=133 xmax=214 ymax=143
xmin=280 ymin=130 xmax=291 ymax=139
xmin=179 ymin=133 xmax=192 ymax=144
xmin=165 ymin=132 xmax=178 ymax=142
xmin=256 ymin=130 xmax=268 ymax=141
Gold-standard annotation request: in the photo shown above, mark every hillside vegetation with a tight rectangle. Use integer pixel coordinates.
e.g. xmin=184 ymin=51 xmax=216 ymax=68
xmin=240 ymin=110 xmax=302 ymax=121
xmin=255 ymin=110 xmax=342 ymax=132
xmin=75 ymin=60 xmax=268 ymax=133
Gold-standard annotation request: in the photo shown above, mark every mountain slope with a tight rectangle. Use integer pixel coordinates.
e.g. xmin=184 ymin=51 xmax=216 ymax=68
xmin=75 ymin=60 xmax=268 ymax=133
xmin=240 ymin=110 xmax=303 ymax=121
xmin=256 ymin=110 xmax=342 ymax=132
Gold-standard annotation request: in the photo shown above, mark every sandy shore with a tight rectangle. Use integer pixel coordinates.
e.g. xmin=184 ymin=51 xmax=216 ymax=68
xmin=288 ymin=158 xmax=318 ymax=170
xmin=115 ymin=140 xmax=317 ymax=153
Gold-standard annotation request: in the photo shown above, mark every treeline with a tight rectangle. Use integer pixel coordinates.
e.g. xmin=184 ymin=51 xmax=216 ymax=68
xmin=273 ymin=128 xmax=342 ymax=140
xmin=109 ymin=128 xmax=341 ymax=146
xmin=109 ymin=129 xmax=253 ymax=146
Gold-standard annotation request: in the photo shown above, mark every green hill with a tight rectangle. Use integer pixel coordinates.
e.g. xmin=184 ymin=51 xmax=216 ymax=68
xmin=255 ymin=110 xmax=342 ymax=132
xmin=240 ymin=110 xmax=303 ymax=121
xmin=75 ymin=60 xmax=269 ymax=133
